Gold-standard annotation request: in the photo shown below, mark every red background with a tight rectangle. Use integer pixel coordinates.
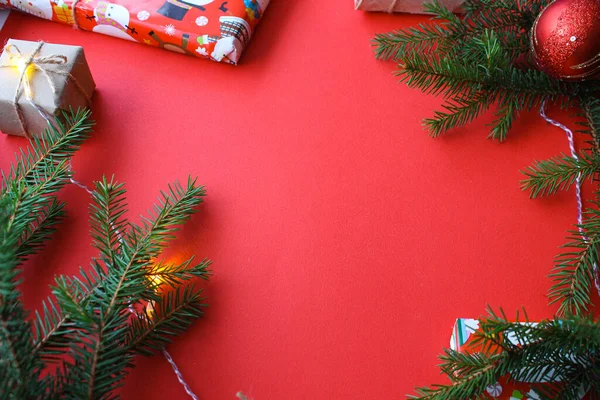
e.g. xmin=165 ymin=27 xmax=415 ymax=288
xmin=1 ymin=3 xmax=598 ymax=399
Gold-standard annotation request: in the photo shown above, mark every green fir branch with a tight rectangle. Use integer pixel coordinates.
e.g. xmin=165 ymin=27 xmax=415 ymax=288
xmin=0 ymin=109 xmax=93 ymax=267
xmin=489 ymin=97 xmax=519 ymax=141
xmin=57 ymin=177 xmax=207 ymax=399
xmin=147 ymin=257 xmax=212 ymax=290
xmin=424 ymin=92 xmax=494 ymax=137
xmin=373 ymin=24 xmax=448 ymax=61
xmin=549 ymin=209 xmax=600 ymax=316
xmin=521 ymin=153 xmax=600 ymax=198
xmin=411 ymin=351 xmax=504 ymax=399
xmin=32 ymin=298 xmax=76 ymax=362
xmin=1 ymin=109 xmax=93 ymax=193
xmin=124 ymin=177 xmax=206 ymax=265
xmin=580 ymin=96 xmax=600 ymax=153
xmin=15 ymin=197 xmax=65 ymax=261
xmin=374 ymin=0 xmax=542 ymax=62
xmin=411 ymin=309 xmax=600 ymax=399
xmin=33 ymin=265 xmax=105 ymax=362
xmin=0 ymin=109 xmax=208 ymax=398
xmin=0 ymin=196 xmax=44 ymax=399
xmin=126 ymin=285 xmax=207 ymax=356
xmin=89 ymin=176 xmax=129 ymax=264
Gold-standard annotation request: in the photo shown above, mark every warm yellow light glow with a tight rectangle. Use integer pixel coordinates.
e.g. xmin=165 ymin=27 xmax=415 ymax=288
xmin=148 ymin=263 xmax=167 ymax=288
xmin=147 ymin=300 xmax=156 ymax=318
xmin=148 ymin=273 xmax=165 ymax=287
xmin=13 ymin=57 xmax=34 ymax=99
xmin=16 ymin=57 xmax=29 ymax=74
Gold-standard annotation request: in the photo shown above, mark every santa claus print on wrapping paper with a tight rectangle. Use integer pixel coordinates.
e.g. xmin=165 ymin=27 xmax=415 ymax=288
xmin=93 ymin=1 xmax=136 ymax=41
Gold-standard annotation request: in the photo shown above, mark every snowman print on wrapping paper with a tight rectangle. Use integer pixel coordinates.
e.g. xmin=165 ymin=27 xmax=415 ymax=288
xmin=157 ymin=0 xmax=213 ymax=21
xmin=93 ymin=1 xmax=136 ymax=41
xmin=10 ymin=0 xmax=53 ymax=19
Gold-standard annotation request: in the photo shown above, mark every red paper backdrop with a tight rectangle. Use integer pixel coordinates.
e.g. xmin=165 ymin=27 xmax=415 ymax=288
xmin=1 ymin=3 xmax=598 ymax=399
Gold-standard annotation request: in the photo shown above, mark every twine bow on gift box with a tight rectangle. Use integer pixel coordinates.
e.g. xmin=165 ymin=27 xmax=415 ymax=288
xmin=0 ymin=41 xmax=92 ymax=138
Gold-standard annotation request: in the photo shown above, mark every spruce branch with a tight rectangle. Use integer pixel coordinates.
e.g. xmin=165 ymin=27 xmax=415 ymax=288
xmin=549 ymin=211 xmax=600 ymax=316
xmin=411 ymin=309 xmax=600 ymax=400
xmin=521 ymin=153 xmax=600 ymax=198
xmin=490 ymin=97 xmax=519 ymax=141
xmin=56 ymin=176 xmax=207 ymax=399
xmin=424 ymin=92 xmax=494 ymax=137
xmin=379 ymin=0 xmax=600 ymax=139
xmin=580 ymin=96 xmax=600 ymax=153
xmin=147 ymin=257 xmax=212 ymax=290
xmin=0 ymin=109 xmax=208 ymax=397
xmin=373 ymin=24 xmax=448 ymax=61
xmin=90 ymin=176 xmax=128 ymax=264
xmin=124 ymin=177 xmax=206 ymax=265
xmin=1 ymin=108 xmax=93 ymax=194
xmin=33 ymin=265 xmax=105 ymax=362
xmin=0 ymin=109 xmax=93 ymax=265
xmin=411 ymin=351 xmax=504 ymax=399
xmin=374 ymin=0 xmax=535 ymax=61
xmin=3 ymin=160 xmax=72 ymax=247
xmin=32 ymin=298 xmax=76 ymax=362
xmin=126 ymin=285 xmax=207 ymax=356
xmin=0 ymin=197 xmax=44 ymax=399
xmin=0 ymin=112 xmax=90 ymax=394
xmin=15 ymin=197 xmax=65 ymax=261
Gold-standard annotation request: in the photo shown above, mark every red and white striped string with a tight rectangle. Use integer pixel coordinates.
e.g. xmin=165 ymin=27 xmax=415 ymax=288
xmin=540 ymin=100 xmax=600 ymax=296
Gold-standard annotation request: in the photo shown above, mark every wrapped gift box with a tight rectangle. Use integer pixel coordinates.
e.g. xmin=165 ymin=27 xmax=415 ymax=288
xmin=0 ymin=0 xmax=269 ymax=64
xmin=450 ymin=318 xmax=586 ymax=400
xmin=0 ymin=39 xmax=95 ymax=137
xmin=354 ymin=0 xmax=464 ymax=13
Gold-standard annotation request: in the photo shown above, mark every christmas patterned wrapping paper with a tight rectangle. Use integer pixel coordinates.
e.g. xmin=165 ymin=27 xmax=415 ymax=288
xmin=0 ymin=0 xmax=269 ymax=64
xmin=354 ymin=0 xmax=464 ymax=13
xmin=450 ymin=319 xmax=586 ymax=400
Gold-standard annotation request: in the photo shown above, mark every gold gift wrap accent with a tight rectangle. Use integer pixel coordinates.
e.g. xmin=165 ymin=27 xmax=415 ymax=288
xmin=0 ymin=41 xmax=92 ymax=138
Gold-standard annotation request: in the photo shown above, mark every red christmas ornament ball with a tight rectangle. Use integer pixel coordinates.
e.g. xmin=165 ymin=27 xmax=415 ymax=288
xmin=531 ymin=0 xmax=600 ymax=80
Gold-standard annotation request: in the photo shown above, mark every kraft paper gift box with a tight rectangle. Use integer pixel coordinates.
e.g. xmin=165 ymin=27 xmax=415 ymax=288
xmin=354 ymin=0 xmax=464 ymax=13
xmin=0 ymin=39 xmax=95 ymax=137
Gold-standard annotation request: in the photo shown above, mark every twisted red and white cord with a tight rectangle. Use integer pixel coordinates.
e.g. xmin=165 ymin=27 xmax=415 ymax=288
xmin=540 ymin=100 xmax=600 ymax=296
xmin=162 ymin=348 xmax=199 ymax=400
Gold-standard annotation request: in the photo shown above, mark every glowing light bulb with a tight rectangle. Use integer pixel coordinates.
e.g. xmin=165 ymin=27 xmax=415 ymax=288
xmin=147 ymin=300 xmax=156 ymax=318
